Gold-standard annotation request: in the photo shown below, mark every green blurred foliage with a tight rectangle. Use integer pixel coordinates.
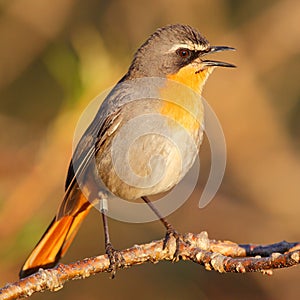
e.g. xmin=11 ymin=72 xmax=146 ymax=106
xmin=226 ymin=0 xmax=278 ymax=26
xmin=0 ymin=60 xmax=64 ymax=126
xmin=43 ymin=41 xmax=83 ymax=106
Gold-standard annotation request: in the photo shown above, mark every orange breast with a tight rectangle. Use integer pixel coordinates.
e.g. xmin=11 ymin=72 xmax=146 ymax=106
xmin=159 ymin=64 xmax=207 ymax=133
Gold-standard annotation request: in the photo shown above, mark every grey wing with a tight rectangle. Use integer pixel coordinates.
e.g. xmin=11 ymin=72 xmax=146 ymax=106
xmin=56 ymin=88 xmax=124 ymax=218
xmin=57 ymin=76 xmax=159 ymax=217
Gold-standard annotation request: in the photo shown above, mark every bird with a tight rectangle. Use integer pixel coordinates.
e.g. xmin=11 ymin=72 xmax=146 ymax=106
xmin=19 ymin=24 xmax=235 ymax=279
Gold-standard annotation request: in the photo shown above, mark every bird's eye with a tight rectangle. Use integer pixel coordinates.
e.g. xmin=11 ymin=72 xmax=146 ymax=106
xmin=176 ymin=48 xmax=191 ymax=59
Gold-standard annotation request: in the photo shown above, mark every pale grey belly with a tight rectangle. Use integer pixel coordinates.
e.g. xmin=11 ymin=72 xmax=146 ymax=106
xmin=96 ymin=112 xmax=203 ymax=201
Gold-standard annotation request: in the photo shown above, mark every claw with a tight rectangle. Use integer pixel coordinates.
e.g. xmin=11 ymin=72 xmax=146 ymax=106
xmin=163 ymin=227 xmax=185 ymax=261
xmin=105 ymin=243 xmax=124 ymax=278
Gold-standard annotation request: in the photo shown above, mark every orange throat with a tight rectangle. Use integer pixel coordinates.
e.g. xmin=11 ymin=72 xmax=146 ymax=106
xmin=159 ymin=64 xmax=209 ymax=133
xmin=167 ymin=64 xmax=212 ymax=94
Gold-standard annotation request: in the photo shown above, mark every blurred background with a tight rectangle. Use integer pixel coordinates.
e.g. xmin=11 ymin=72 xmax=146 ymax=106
xmin=0 ymin=0 xmax=299 ymax=299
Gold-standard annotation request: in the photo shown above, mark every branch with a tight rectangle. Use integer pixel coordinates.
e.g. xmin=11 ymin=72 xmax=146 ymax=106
xmin=1 ymin=232 xmax=299 ymax=300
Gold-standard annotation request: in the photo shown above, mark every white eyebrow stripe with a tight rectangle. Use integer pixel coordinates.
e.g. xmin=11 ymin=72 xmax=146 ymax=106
xmin=194 ymin=44 xmax=209 ymax=51
xmin=167 ymin=43 xmax=192 ymax=52
xmin=167 ymin=43 xmax=208 ymax=53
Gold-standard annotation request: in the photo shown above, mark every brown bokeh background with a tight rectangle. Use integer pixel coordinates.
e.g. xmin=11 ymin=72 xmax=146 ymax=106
xmin=0 ymin=0 xmax=299 ymax=299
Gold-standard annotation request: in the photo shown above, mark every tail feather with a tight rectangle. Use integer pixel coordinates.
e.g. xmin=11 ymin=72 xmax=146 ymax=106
xmin=19 ymin=204 xmax=92 ymax=279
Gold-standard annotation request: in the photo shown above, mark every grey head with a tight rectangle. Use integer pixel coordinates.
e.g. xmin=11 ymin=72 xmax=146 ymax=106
xmin=125 ymin=24 xmax=211 ymax=78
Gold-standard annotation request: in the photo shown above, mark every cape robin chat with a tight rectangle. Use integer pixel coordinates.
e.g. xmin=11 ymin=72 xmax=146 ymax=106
xmin=19 ymin=24 xmax=235 ymax=278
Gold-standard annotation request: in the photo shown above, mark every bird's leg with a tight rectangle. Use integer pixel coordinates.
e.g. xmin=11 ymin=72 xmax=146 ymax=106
xmin=100 ymin=197 xmax=124 ymax=278
xmin=141 ymin=196 xmax=184 ymax=260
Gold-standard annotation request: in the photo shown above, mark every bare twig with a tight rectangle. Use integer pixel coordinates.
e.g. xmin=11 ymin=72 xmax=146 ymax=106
xmin=1 ymin=232 xmax=299 ymax=300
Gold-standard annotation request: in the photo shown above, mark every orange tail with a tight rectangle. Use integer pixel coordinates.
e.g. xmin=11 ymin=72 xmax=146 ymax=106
xmin=19 ymin=197 xmax=92 ymax=278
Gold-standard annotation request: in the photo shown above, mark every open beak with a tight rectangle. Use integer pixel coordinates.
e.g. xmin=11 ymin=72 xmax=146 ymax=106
xmin=201 ymin=46 xmax=236 ymax=68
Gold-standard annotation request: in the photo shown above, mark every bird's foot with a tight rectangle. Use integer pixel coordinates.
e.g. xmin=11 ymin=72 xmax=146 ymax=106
xmin=163 ymin=226 xmax=185 ymax=261
xmin=105 ymin=243 xmax=124 ymax=279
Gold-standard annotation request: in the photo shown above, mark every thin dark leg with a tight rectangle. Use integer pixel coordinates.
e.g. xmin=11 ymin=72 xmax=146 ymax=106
xmin=141 ymin=196 xmax=173 ymax=231
xmin=101 ymin=210 xmax=123 ymax=278
xmin=101 ymin=211 xmax=111 ymax=246
xmin=141 ymin=196 xmax=183 ymax=256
